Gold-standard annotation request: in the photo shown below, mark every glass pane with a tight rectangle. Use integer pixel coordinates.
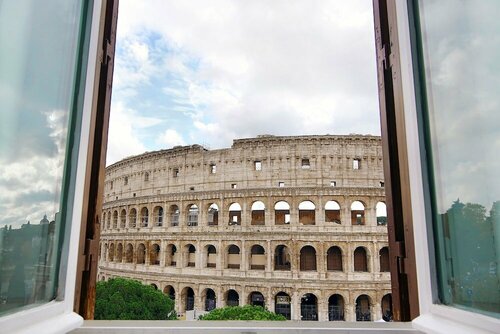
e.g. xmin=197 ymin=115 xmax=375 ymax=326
xmin=417 ymin=0 xmax=500 ymax=318
xmin=0 ymin=0 xmax=87 ymax=315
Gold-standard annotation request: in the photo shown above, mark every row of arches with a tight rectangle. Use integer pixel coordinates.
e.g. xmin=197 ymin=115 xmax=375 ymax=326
xmin=103 ymin=200 xmax=387 ymax=229
xmin=154 ymin=285 xmax=393 ymax=321
xmin=103 ymin=242 xmax=390 ymax=273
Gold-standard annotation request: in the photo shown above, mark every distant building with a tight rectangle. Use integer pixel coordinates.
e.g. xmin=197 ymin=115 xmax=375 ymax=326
xmin=98 ymin=135 xmax=391 ymax=321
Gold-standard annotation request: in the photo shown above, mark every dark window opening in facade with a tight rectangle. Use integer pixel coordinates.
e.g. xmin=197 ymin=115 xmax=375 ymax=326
xmin=170 ymin=205 xmax=179 ymax=226
xmin=250 ymin=245 xmax=265 ymax=270
xmin=207 ymin=203 xmax=219 ymax=226
xmin=327 ymin=246 xmax=343 ymax=271
xmin=379 ymin=247 xmax=390 ymax=272
xmin=355 ymin=295 xmax=371 ymax=321
xmin=150 ymin=244 xmax=160 ymax=265
xmin=330 ymin=180 xmax=336 ymax=187
xmin=274 ymin=245 xmax=291 ymax=270
xmin=187 ymin=204 xmax=199 ymax=227
xmin=328 ymin=294 xmax=345 ymax=321
xmin=275 ymin=292 xmax=291 ymax=320
xmin=278 ymin=181 xmax=285 ymax=188
xmin=137 ymin=243 xmax=146 ymax=264
xmin=182 ymin=287 xmax=195 ymax=312
xmin=153 ymin=206 xmax=163 ymax=226
xmin=254 ymin=160 xmax=262 ymax=171
xmin=164 ymin=285 xmax=175 ymax=301
xmin=144 ymin=172 xmax=149 ymax=181
xmin=173 ymin=168 xmax=179 ymax=177
xmin=301 ymin=158 xmax=310 ymax=169
xmin=230 ymin=183 xmax=237 ymax=189
xmin=206 ymin=245 xmax=217 ymax=268
xmin=167 ymin=244 xmax=177 ymax=266
xmin=354 ymin=247 xmax=368 ymax=272
xmin=353 ymin=158 xmax=360 ymax=170
xmin=204 ymin=289 xmax=216 ymax=311
xmin=300 ymin=246 xmax=317 ymax=271
xmin=301 ymin=293 xmax=318 ymax=321
xmin=210 ymin=163 xmax=216 ymax=174
xmin=227 ymin=244 xmax=241 ymax=269
xmin=186 ymin=244 xmax=196 ymax=267
xmin=226 ymin=289 xmax=239 ymax=307
xmin=124 ymin=176 xmax=128 ymax=185
xmin=249 ymin=291 xmax=265 ymax=307
xmin=140 ymin=207 xmax=149 ymax=227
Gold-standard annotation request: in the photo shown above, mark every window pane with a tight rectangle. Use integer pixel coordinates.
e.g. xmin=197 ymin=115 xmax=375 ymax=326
xmin=0 ymin=0 xmax=87 ymax=316
xmin=417 ymin=0 xmax=500 ymax=318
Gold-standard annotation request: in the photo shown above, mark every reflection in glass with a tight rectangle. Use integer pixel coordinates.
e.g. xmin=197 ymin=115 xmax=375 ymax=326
xmin=0 ymin=0 xmax=86 ymax=315
xmin=417 ymin=0 xmax=500 ymax=317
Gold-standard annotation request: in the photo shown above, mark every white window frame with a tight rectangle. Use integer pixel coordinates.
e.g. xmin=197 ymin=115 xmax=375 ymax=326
xmin=0 ymin=1 xmax=103 ymax=333
xmin=396 ymin=2 xmax=500 ymax=333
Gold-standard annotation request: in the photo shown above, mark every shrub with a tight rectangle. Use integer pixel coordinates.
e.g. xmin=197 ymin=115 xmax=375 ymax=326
xmin=199 ymin=305 xmax=286 ymax=321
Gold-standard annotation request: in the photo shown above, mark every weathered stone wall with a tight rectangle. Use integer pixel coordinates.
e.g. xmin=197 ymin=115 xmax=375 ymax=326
xmin=99 ymin=135 xmax=391 ymax=321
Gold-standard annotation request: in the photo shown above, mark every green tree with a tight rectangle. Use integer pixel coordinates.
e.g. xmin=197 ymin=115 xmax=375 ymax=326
xmin=199 ymin=305 xmax=286 ymax=321
xmin=95 ymin=277 xmax=176 ymax=320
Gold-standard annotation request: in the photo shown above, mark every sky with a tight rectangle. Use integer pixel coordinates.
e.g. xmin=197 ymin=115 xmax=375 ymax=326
xmin=106 ymin=0 xmax=381 ymax=165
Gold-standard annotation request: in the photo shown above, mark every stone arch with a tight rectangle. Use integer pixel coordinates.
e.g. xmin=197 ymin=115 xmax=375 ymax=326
xmin=205 ymin=244 xmax=217 ymax=268
xmin=354 ymin=246 xmax=368 ymax=272
xmin=274 ymin=292 xmax=291 ymax=320
xmin=250 ymin=244 xmax=265 ymax=270
xmin=166 ymin=244 xmax=177 ymax=266
xmin=248 ymin=291 xmax=265 ymax=307
xmin=325 ymin=200 xmax=341 ymax=224
xmin=153 ymin=205 xmax=164 ymax=226
xmin=108 ymin=243 xmax=115 ymax=261
xmin=227 ymin=244 xmax=241 ymax=269
xmin=106 ymin=211 xmax=111 ymax=229
xmin=140 ymin=207 xmax=149 ymax=227
xmin=298 ymin=200 xmax=316 ymax=225
xmin=225 ymin=289 xmax=239 ymax=306
xmin=125 ymin=243 xmax=133 ymax=263
xmin=207 ymin=203 xmax=219 ymax=226
xmin=203 ymin=288 xmax=217 ymax=311
xmin=185 ymin=244 xmax=196 ymax=267
xmin=187 ymin=204 xmax=199 ymax=227
xmin=382 ymin=293 xmax=393 ymax=321
xmin=251 ymin=201 xmax=265 ymax=225
xmin=181 ymin=287 xmax=195 ymax=313
xmin=150 ymin=243 xmax=160 ymax=265
xmin=116 ymin=243 xmax=123 ymax=262
xmin=379 ymin=247 xmax=390 ymax=272
xmin=169 ymin=204 xmax=180 ymax=226
xmin=228 ymin=202 xmax=242 ymax=225
xmin=137 ymin=243 xmax=146 ymax=264
xmin=300 ymin=293 xmax=318 ymax=321
xmin=274 ymin=244 xmax=291 ymax=270
xmin=128 ymin=208 xmax=137 ymax=228
xmin=351 ymin=200 xmax=366 ymax=225
xmin=102 ymin=212 xmax=106 ymax=230
xmin=328 ymin=294 xmax=345 ymax=321
xmin=274 ymin=201 xmax=290 ymax=225
xmin=327 ymin=246 xmax=342 ymax=271
xmin=112 ymin=210 xmax=118 ymax=229
xmin=355 ymin=294 xmax=372 ymax=321
xmin=376 ymin=201 xmax=387 ymax=225
xmin=120 ymin=209 xmax=126 ymax=228
xmin=163 ymin=285 xmax=175 ymax=301
xmin=150 ymin=283 xmax=158 ymax=290
xmin=300 ymin=245 xmax=317 ymax=271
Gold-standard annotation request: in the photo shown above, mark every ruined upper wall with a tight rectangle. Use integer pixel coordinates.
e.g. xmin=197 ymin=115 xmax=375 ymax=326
xmin=104 ymin=135 xmax=384 ymax=203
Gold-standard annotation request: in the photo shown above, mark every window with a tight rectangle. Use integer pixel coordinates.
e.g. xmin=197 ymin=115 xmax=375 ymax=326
xmin=210 ymin=163 xmax=216 ymax=174
xmin=173 ymin=168 xmax=179 ymax=177
xmin=379 ymin=181 xmax=384 ymax=188
xmin=353 ymin=158 xmax=360 ymax=170
xmin=110 ymin=180 xmax=113 ymax=189
xmin=330 ymin=180 xmax=337 ymax=187
xmin=254 ymin=161 xmax=262 ymax=171
xmin=301 ymin=158 xmax=310 ymax=169
xmin=231 ymin=183 xmax=237 ymax=189
xmin=124 ymin=176 xmax=128 ymax=185
xmin=144 ymin=172 xmax=149 ymax=181
xmin=278 ymin=181 xmax=285 ymax=188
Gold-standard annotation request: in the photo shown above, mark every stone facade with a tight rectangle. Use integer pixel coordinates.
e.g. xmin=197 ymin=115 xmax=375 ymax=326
xmin=98 ymin=135 xmax=392 ymax=321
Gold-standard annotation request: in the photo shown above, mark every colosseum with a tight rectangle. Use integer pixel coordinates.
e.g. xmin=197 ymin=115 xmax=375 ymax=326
xmin=98 ymin=134 xmax=392 ymax=322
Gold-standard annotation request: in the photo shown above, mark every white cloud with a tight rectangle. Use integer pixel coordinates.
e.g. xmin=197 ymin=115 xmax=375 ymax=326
xmin=157 ymin=129 xmax=186 ymax=148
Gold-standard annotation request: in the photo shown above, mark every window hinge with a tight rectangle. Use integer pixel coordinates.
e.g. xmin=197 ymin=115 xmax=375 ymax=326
xmin=382 ymin=44 xmax=391 ymax=70
xmin=103 ymin=40 xmax=113 ymax=65
xmin=395 ymin=241 xmax=408 ymax=274
xmin=84 ymin=238 xmax=98 ymax=271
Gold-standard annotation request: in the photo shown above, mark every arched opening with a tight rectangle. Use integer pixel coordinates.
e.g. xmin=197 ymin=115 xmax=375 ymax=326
xmin=376 ymin=202 xmax=387 ymax=225
xmin=379 ymin=247 xmax=390 ymax=272
xmin=300 ymin=293 xmax=318 ymax=321
xmin=129 ymin=208 xmax=137 ymax=228
xmin=207 ymin=203 xmax=219 ymax=226
xmin=187 ymin=204 xmax=199 ymax=227
xmin=170 ymin=205 xmax=180 ymax=226
xmin=354 ymin=247 xmax=368 ymax=272
xmin=186 ymin=244 xmax=196 ymax=267
xmin=163 ymin=285 xmax=175 ymax=301
xmin=325 ymin=201 xmax=341 ymax=224
xmin=274 ymin=292 xmax=291 ymax=320
xmin=251 ymin=201 xmax=265 ymax=225
xmin=166 ymin=244 xmax=177 ymax=266
xmin=125 ymin=243 xmax=133 ymax=263
xmin=120 ymin=209 xmax=126 ymax=228
xmin=102 ymin=212 xmax=106 ymax=230
xmin=206 ymin=245 xmax=217 ymax=268
xmin=226 ymin=289 xmax=239 ymax=306
xmin=298 ymin=200 xmax=316 ymax=225
xmin=153 ymin=206 xmax=163 ymax=226
xmin=137 ymin=243 xmax=146 ymax=264
xmin=300 ymin=246 xmax=317 ymax=271
xmin=228 ymin=203 xmax=241 ymax=225
xmin=248 ymin=291 xmax=265 ymax=307
xmin=182 ymin=287 xmax=195 ymax=312
xmin=116 ymin=243 xmax=123 ymax=262
xmin=112 ymin=211 xmax=118 ymax=229
xmin=150 ymin=283 xmax=158 ymax=290
xmin=274 ymin=201 xmax=290 ymax=225
xmin=204 ymin=288 xmax=217 ymax=311
xmin=355 ymin=295 xmax=371 ymax=321
xmin=150 ymin=243 xmax=160 ymax=265
xmin=274 ymin=245 xmax=291 ymax=270
xmin=327 ymin=246 xmax=343 ymax=271
xmin=140 ymin=207 xmax=149 ymax=227
xmin=351 ymin=201 xmax=365 ymax=225
xmin=108 ymin=243 xmax=115 ymax=261
xmin=382 ymin=293 xmax=393 ymax=321
xmin=227 ymin=245 xmax=240 ymax=269
xmin=328 ymin=294 xmax=345 ymax=321
xmin=106 ymin=211 xmax=111 ymax=229
xmin=250 ymin=245 xmax=265 ymax=270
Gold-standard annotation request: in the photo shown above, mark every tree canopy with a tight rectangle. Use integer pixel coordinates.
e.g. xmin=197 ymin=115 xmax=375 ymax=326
xmin=199 ymin=305 xmax=286 ymax=321
xmin=95 ymin=277 xmax=176 ymax=320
